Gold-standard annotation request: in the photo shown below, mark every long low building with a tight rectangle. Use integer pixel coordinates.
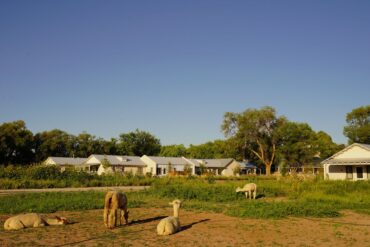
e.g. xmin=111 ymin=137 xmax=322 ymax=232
xmin=44 ymin=154 xmax=249 ymax=176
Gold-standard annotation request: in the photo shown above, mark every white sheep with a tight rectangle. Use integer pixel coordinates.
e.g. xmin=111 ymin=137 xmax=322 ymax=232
xmin=236 ymin=183 xmax=257 ymax=199
xmin=156 ymin=199 xmax=182 ymax=235
xmin=104 ymin=191 xmax=129 ymax=229
xmin=4 ymin=213 xmax=69 ymax=230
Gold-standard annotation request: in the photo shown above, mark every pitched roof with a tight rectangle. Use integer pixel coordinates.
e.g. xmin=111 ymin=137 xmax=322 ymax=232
xmin=89 ymin=154 xmax=122 ymax=165
xmin=238 ymin=162 xmax=257 ymax=169
xmin=189 ymin=158 xmax=234 ymax=168
xmin=89 ymin=154 xmax=146 ymax=166
xmin=47 ymin=157 xmax=87 ymax=166
xmin=120 ymin=156 xmax=146 ymax=167
xmin=203 ymin=158 xmax=234 ymax=168
xmin=325 ymin=158 xmax=370 ymax=165
xmin=321 ymin=143 xmax=370 ymax=164
xmin=145 ymin=156 xmax=190 ymax=166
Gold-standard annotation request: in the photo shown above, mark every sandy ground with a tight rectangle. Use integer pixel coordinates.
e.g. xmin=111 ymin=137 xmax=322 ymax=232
xmin=1 ymin=208 xmax=369 ymax=247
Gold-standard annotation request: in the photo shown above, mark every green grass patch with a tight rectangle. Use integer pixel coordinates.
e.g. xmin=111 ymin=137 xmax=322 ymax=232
xmin=0 ymin=178 xmax=369 ymax=219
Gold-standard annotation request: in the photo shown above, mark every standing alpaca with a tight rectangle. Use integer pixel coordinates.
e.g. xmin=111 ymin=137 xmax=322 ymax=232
xmin=157 ymin=199 xmax=182 ymax=236
xmin=104 ymin=191 xmax=129 ymax=229
xmin=4 ymin=213 xmax=69 ymax=230
xmin=236 ymin=183 xmax=257 ymax=199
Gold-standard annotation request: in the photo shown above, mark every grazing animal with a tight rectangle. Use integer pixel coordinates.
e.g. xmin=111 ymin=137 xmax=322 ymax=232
xmin=157 ymin=199 xmax=182 ymax=236
xmin=4 ymin=213 xmax=69 ymax=230
xmin=236 ymin=183 xmax=257 ymax=199
xmin=104 ymin=191 xmax=129 ymax=229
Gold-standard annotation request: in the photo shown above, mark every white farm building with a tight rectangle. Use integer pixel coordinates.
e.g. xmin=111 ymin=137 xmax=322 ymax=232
xmin=322 ymin=143 xmax=370 ymax=181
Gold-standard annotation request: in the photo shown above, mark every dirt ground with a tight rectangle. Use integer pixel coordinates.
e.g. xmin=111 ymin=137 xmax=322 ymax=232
xmin=1 ymin=208 xmax=369 ymax=247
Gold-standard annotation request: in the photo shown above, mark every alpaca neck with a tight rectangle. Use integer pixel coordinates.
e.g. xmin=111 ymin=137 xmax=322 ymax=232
xmin=173 ymin=205 xmax=180 ymax=218
xmin=44 ymin=218 xmax=60 ymax=225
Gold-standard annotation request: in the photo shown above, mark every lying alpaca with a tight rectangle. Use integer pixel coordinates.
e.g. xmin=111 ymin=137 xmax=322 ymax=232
xmin=104 ymin=191 xmax=129 ymax=229
xmin=4 ymin=213 xmax=69 ymax=230
xmin=236 ymin=183 xmax=257 ymax=199
xmin=157 ymin=199 xmax=182 ymax=236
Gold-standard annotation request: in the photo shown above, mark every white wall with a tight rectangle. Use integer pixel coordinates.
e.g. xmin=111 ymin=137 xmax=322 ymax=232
xmin=85 ymin=156 xmax=101 ymax=165
xmin=326 ymin=165 xmax=348 ymax=180
xmin=221 ymin=160 xmax=240 ymax=176
xmin=326 ymin=165 xmax=369 ymax=180
xmin=44 ymin=158 xmax=57 ymax=165
xmin=140 ymin=155 xmax=157 ymax=175
xmin=97 ymin=164 xmax=114 ymax=175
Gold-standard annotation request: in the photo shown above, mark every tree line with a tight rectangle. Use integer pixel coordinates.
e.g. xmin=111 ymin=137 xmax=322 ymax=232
xmin=0 ymin=105 xmax=368 ymax=173
xmin=0 ymin=125 xmax=161 ymax=165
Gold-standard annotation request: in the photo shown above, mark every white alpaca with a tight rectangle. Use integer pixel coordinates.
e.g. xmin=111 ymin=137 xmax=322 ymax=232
xmin=236 ymin=183 xmax=257 ymax=199
xmin=4 ymin=213 xmax=69 ymax=230
xmin=157 ymin=199 xmax=182 ymax=236
xmin=104 ymin=191 xmax=129 ymax=229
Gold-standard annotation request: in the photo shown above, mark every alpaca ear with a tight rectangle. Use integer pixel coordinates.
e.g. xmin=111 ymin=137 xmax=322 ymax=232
xmin=55 ymin=216 xmax=62 ymax=221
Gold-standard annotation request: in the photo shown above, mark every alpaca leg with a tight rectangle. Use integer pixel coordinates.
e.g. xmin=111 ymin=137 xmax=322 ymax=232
xmin=115 ymin=209 xmax=120 ymax=227
xmin=108 ymin=210 xmax=115 ymax=228
xmin=123 ymin=209 xmax=129 ymax=225
xmin=120 ymin=209 xmax=125 ymax=226
xmin=245 ymin=192 xmax=248 ymax=199
xmin=253 ymin=189 xmax=257 ymax=199
xmin=104 ymin=208 xmax=109 ymax=227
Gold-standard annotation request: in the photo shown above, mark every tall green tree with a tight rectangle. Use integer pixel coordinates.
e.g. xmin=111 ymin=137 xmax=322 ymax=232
xmin=276 ymin=122 xmax=318 ymax=169
xmin=117 ymin=129 xmax=161 ymax=156
xmin=187 ymin=142 xmax=217 ymax=159
xmin=100 ymin=138 xmax=118 ymax=155
xmin=160 ymin=144 xmax=187 ymax=157
xmin=74 ymin=132 xmax=111 ymax=157
xmin=185 ymin=139 xmax=241 ymax=159
xmin=0 ymin=120 xmax=34 ymax=165
xmin=74 ymin=132 xmax=96 ymax=157
xmin=222 ymin=106 xmax=286 ymax=175
xmin=343 ymin=105 xmax=370 ymax=144
xmin=34 ymin=129 xmax=75 ymax=162
xmin=314 ymin=131 xmax=344 ymax=159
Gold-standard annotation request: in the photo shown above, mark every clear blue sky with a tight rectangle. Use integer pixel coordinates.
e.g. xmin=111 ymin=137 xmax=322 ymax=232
xmin=0 ymin=0 xmax=369 ymax=146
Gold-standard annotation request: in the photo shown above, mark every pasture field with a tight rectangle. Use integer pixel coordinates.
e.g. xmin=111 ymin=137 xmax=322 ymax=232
xmin=0 ymin=178 xmax=370 ymax=246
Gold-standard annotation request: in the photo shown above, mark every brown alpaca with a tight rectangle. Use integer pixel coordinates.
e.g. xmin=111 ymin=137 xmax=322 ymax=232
xmin=104 ymin=191 xmax=129 ymax=229
xmin=4 ymin=213 xmax=69 ymax=230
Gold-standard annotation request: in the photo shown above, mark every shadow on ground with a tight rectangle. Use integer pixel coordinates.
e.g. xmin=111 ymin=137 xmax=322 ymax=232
xmin=181 ymin=219 xmax=210 ymax=231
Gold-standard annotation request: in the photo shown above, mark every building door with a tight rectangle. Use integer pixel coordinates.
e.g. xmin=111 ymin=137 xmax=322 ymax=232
xmin=345 ymin=166 xmax=353 ymax=180
xmin=356 ymin=167 xmax=363 ymax=180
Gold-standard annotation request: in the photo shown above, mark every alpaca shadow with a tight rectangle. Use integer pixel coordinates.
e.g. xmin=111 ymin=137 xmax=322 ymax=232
xmin=129 ymin=216 xmax=167 ymax=226
xmin=54 ymin=237 xmax=101 ymax=247
xmin=256 ymin=194 xmax=265 ymax=199
xmin=237 ymin=193 xmax=264 ymax=200
xmin=181 ymin=219 xmax=210 ymax=231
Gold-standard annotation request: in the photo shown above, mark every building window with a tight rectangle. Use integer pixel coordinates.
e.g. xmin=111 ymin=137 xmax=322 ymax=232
xmin=138 ymin=167 xmax=143 ymax=175
xmin=163 ymin=168 xmax=166 ymax=175
xmin=356 ymin=167 xmax=363 ymax=179
xmin=345 ymin=166 xmax=353 ymax=179
xmin=156 ymin=167 xmax=161 ymax=175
